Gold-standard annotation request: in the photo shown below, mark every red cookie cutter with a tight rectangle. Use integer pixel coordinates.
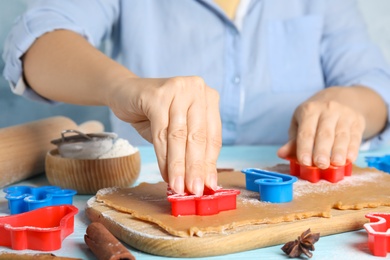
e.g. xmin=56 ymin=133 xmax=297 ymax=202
xmin=364 ymin=213 xmax=390 ymax=257
xmin=0 ymin=205 xmax=78 ymax=251
xmin=167 ymin=187 xmax=240 ymax=216
xmin=286 ymin=157 xmax=352 ymax=183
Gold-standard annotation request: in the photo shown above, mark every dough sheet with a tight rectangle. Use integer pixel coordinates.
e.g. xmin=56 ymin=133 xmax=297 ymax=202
xmin=96 ymin=165 xmax=390 ymax=237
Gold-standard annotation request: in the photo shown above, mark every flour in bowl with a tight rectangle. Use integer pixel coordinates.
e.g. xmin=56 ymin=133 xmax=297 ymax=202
xmin=98 ymin=138 xmax=138 ymax=159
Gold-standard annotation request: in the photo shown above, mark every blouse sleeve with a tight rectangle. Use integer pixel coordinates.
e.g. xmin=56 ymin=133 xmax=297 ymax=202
xmin=2 ymin=0 xmax=120 ymax=102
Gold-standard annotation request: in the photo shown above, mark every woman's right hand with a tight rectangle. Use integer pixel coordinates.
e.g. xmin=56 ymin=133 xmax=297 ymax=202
xmin=21 ymin=30 xmax=222 ymax=196
xmin=107 ymin=76 xmax=222 ymax=196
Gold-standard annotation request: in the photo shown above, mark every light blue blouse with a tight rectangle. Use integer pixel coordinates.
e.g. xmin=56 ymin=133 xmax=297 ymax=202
xmin=3 ymin=0 xmax=390 ymax=148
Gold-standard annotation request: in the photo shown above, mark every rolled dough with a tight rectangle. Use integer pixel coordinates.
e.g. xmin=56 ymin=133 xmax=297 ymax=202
xmin=95 ymin=165 xmax=390 ymax=237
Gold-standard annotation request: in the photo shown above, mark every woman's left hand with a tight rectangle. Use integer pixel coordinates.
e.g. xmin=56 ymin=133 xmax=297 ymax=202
xmin=277 ymin=86 xmax=386 ymax=169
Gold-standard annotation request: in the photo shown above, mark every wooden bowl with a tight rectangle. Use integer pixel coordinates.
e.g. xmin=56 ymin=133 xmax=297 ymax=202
xmin=45 ymin=149 xmax=141 ymax=194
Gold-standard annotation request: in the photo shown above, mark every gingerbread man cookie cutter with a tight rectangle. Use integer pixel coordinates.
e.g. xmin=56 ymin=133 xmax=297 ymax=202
xmin=0 ymin=205 xmax=78 ymax=251
xmin=3 ymin=185 xmax=77 ymax=214
xmin=364 ymin=212 xmax=390 ymax=257
xmin=365 ymin=155 xmax=390 ymax=174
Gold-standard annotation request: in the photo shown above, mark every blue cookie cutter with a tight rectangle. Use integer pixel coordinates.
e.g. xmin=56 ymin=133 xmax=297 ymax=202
xmin=3 ymin=185 xmax=77 ymax=214
xmin=241 ymin=168 xmax=298 ymax=203
xmin=365 ymin=155 xmax=390 ymax=173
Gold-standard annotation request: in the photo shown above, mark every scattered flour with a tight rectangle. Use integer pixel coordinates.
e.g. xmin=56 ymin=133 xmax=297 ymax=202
xmin=240 ymin=189 xmax=272 ymax=206
xmin=100 ymin=211 xmax=181 ymax=240
xmin=292 ymin=170 xmax=380 ymax=198
xmin=98 ymin=138 xmax=138 ymax=159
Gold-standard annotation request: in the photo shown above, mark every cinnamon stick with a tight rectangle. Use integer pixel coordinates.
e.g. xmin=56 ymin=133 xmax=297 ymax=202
xmin=84 ymin=222 xmax=136 ymax=260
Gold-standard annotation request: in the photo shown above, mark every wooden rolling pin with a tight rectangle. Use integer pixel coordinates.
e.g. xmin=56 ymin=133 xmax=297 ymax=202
xmin=0 ymin=116 xmax=104 ymax=188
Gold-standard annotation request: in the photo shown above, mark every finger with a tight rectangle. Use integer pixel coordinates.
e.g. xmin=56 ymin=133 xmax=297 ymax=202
xmin=131 ymin=121 xmax=153 ymax=143
xmin=346 ymin=116 xmax=365 ymax=163
xmin=150 ymin=106 xmax=169 ymax=183
xmin=330 ymin=119 xmax=351 ymax=166
xmin=295 ymin=105 xmax=320 ymax=166
xmin=277 ymin=139 xmax=296 ymax=159
xmin=277 ymin=117 xmax=298 ymax=159
xmin=184 ymin=77 xmax=208 ymax=196
xmin=312 ymin=112 xmax=339 ymax=169
xmin=204 ymin=88 xmax=222 ymax=190
xmin=162 ymin=78 xmax=198 ymax=195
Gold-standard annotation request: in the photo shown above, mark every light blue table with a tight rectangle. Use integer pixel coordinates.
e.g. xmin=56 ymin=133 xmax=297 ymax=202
xmin=0 ymin=145 xmax=388 ymax=259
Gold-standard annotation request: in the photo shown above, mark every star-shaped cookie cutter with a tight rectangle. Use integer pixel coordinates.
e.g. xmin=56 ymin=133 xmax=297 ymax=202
xmin=241 ymin=168 xmax=297 ymax=203
xmin=3 ymin=185 xmax=77 ymax=214
xmin=364 ymin=212 xmax=390 ymax=257
xmin=0 ymin=205 xmax=78 ymax=251
xmin=365 ymin=155 xmax=390 ymax=174
xmin=286 ymin=157 xmax=352 ymax=183
xmin=167 ymin=187 xmax=240 ymax=216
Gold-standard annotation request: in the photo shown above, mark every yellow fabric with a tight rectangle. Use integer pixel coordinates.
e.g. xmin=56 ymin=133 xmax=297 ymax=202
xmin=214 ymin=0 xmax=241 ymax=20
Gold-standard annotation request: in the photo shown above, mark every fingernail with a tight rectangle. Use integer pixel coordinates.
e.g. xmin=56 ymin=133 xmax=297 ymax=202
xmin=332 ymin=154 xmax=344 ymax=165
xmin=192 ymin=177 xmax=204 ymax=196
xmin=316 ymin=156 xmax=328 ymax=169
xmin=301 ymin=155 xmax=312 ymax=166
xmin=207 ymin=173 xmax=218 ymax=191
xmin=173 ymin=176 xmax=184 ymax=195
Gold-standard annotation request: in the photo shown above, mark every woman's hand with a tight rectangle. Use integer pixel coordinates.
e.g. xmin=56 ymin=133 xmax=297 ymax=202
xmin=22 ymin=30 xmax=221 ymax=196
xmin=277 ymin=86 xmax=387 ymax=169
xmin=107 ymin=76 xmax=222 ymax=196
xmin=278 ymin=98 xmax=365 ymax=168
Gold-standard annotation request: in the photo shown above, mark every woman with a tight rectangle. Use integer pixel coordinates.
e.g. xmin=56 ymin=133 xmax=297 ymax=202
xmin=3 ymin=0 xmax=390 ymax=195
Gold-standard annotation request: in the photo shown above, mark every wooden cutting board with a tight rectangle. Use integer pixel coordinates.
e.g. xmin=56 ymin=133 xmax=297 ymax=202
xmin=85 ymin=167 xmax=390 ymax=258
xmin=86 ymin=199 xmax=390 ymax=257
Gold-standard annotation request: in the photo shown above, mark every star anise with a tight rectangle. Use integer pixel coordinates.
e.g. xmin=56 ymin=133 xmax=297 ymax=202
xmin=281 ymin=228 xmax=320 ymax=258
